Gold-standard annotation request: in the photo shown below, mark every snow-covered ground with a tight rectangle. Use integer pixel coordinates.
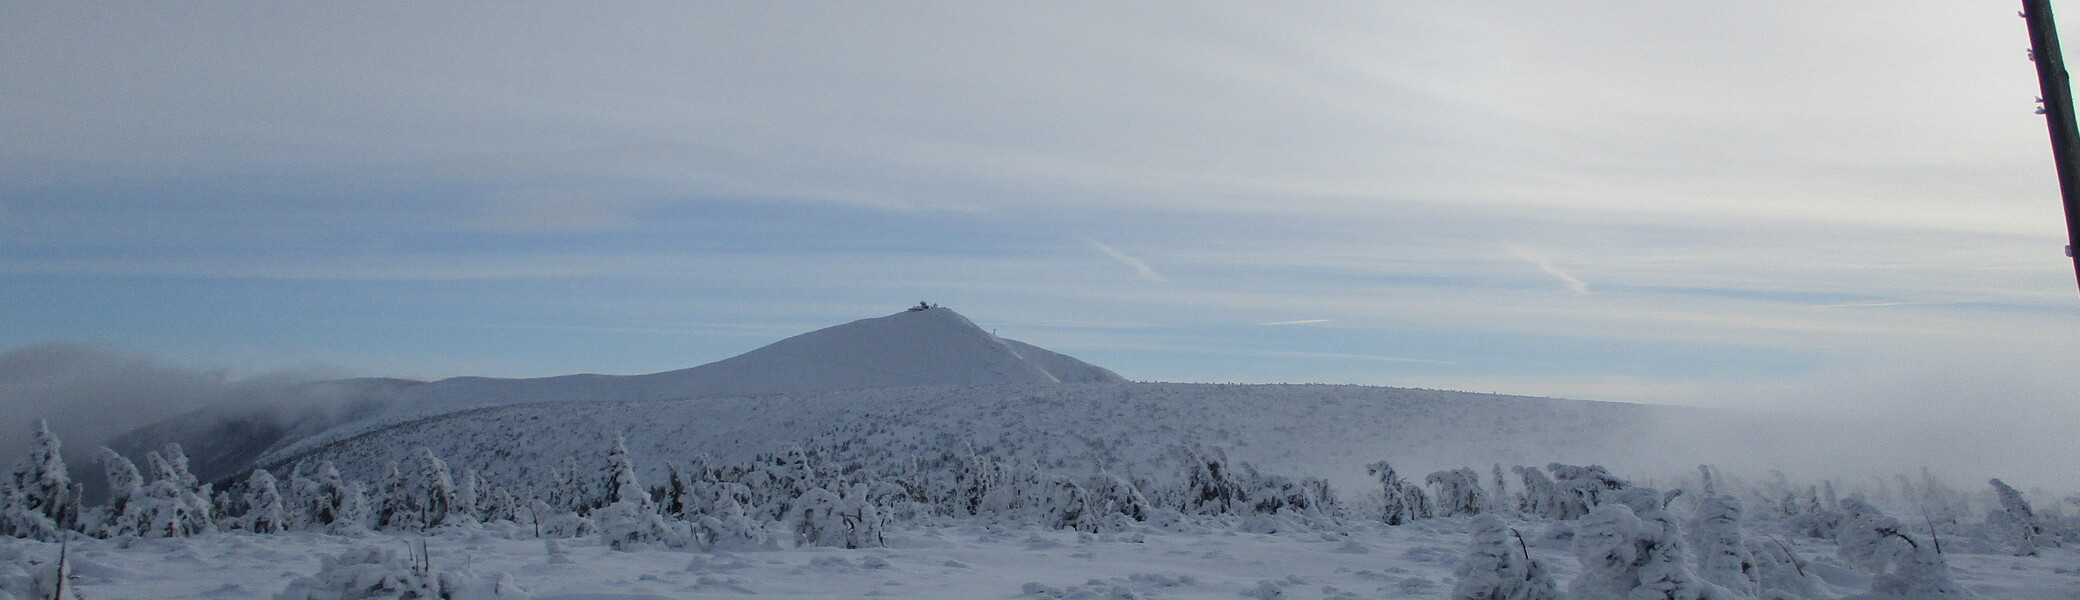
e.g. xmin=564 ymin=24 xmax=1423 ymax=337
xmin=274 ymin=382 xmax=1713 ymax=498
xmin=16 ymin=513 xmax=2077 ymax=599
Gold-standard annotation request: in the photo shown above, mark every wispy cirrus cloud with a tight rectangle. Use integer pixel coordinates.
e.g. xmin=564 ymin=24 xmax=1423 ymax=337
xmin=1258 ymin=319 xmax=1331 ymax=326
xmin=1504 ymin=242 xmax=1591 ymax=295
xmin=1086 ymin=239 xmax=1166 ymax=282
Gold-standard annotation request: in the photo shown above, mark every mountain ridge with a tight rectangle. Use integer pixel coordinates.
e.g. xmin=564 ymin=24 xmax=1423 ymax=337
xmin=106 ymin=307 xmax=1123 ymax=482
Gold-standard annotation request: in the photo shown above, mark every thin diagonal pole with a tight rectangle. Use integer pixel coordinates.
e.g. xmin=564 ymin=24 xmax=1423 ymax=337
xmin=2022 ymin=0 xmax=2080 ymax=293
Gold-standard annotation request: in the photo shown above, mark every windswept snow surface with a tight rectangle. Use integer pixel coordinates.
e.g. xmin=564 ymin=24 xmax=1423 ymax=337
xmin=258 ymin=308 xmax=1122 ymax=465
xmin=273 ymin=382 xmax=1701 ymax=494
xmin=19 ymin=515 xmax=2076 ymax=598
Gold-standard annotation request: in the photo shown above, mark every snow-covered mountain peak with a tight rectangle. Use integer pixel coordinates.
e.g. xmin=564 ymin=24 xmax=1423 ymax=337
xmin=676 ymin=306 xmax=1122 ymax=395
xmin=249 ymin=306 xmax=1121 ymax=467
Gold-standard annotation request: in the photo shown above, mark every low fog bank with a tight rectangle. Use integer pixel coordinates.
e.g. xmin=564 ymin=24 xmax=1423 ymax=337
xmin=1630 ymin=345 xmax=2080 ymax=497
xmin=0 ymin=342 xmax=359 ymax=478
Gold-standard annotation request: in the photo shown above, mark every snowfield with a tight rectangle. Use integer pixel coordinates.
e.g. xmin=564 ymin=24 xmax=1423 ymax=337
xmin=10 ymin=512 xmax=2077 ymax=599
xmin=269 ymin=382 xmax=1706 ymax=501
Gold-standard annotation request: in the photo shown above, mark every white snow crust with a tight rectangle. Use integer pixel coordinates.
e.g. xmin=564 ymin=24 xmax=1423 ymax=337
xmin=13 ymin=513 xmax=2073 ymax=598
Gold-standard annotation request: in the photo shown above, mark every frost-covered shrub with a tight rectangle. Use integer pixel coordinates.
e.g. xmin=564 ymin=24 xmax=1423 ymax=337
xmin=94 ymin=448 xmax=144 ymax=538
xmin=1367 ymin=462 xmax=1432 ymax=526
xmin=275 ymin=545 xmax=529 ymax=600
xmin=276 ymin=546 xmax=434 ymax=600
xmin=593 ymin=440 xmax=693 ymax=551
xmin=1834 ymin=497 xmax=1971 ymax=599
xmin=1546 ymin=463 xmax=1627 ymax=519
xmin=697 ymin=498 xmax=770 ymax=551
xmin=1513 ymin=465 xmax=1564 ymax=520
xmin=1082 ymin=473 xmax=1153 ymax=529
xmin=241 ymin=469 xmax=290 ymax=534
xmin=1027 ymin=477 xmax=1098 ymax=532
xmin=1449 ymin=514 xmax=1557 ymax=600
xmin=3 ymin=421 xmax=79 ymax=540
xmin=455 ymin=471 xmax=480 ymax=524
xmin=1744 ymin=536 xmax=1819 ymax=600
xmin=134 ymin=446 xmax=215 ymax=537
xmin=374 ymin=462 xmax=411 ymax=531
xmin=1986 ymin=478 xmax=2044 ymax=557
xmin=792 ymin=487 xmax=847 ymax=548
xmin=1569 ymin=497 xmax=1729 ymax=600
xmin=1177 ymin=451 xmax=1248 ymax=515
xmin=370 ymin=449 xmax=467 ymax=532
xmin=410 ymin=448 xmax=460 ymax=529
xmin=1426 ymin=468 xmax=1487 ymax=518
xmin=1687 ymin=495 xmax=1755 ymax=598
xmin=595 ymin=499 xmax=693 ymax=551
xmin=789 ymin=487 xmax=883 ymax=549
xmin=294 ymin=462 xmax=367 ymax=533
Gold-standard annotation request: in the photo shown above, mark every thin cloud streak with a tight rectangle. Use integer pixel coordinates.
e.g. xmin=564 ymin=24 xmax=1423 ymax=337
xmin=1258 ymin=350 xmax=1456 ymax=366
xmin=1258 ymin=319 xmax=1331 ymax=326
xmin=1087 ymin=239 xmax=1166 ymax=282
xmin=1504 ymin=242 xmax=1591 ymax=295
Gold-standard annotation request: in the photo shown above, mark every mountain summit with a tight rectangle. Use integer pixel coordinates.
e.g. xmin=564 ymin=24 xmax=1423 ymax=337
xmin=668 ymin=307 xmax=1124 ymax=396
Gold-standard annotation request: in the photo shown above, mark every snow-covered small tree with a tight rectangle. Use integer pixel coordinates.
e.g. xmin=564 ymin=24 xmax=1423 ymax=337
xmin=773 ymin=483 xmax=877 ymax=550
xmin=1368 ymin=461 xmax=1432 ymax=525
xmin=1569 ymin=498 xmax=1729 ymax=600
xmin=456 ymin=469 xmax=481 ymax=524
xmin=480 ymin=484 xmax=522 ymax=525
xmin=696 ymin=497 xmax=770 ymax=551
xmin=594 ymin=435 xmax=692 ymax=551
xmin=294 ymin=461 xmax=354 ymax=531
xmin=595 ymin=497 xmax=692 ymax=551
xmin=240 ymin=469 xmax=289 ymax=534
xmin=1427 ymin=468 xmax=1487 ymax=518
xmin=1450 ymin=513 xmax=1558 ymax=600
xmin=409 ymin=447 xmax=458 ymax=529
xmin=324 ymin=473 xmax=372 ymax=533
xmin=1029 ymin=477 xmax=1096 ymax=532
xmin=792 ymin=487 xmax=848 ymax=548
xmin=95 ymin=447 xmax=144 ymax=537
xmin=1490 ymin=464 xmax=1511 ymax=514
xmin=4 ymin=421 xmax=79 ymax=539
xmin=1512 ymin=465 xmax=1561 ymax=519
xmin=1178 ymin=451 xmax=1247 ymax=515
xmin=1986 ymin=478 xmax=2044 ymax=557
xmin=372 ymin=462 xmax=412 ymax=531
xmin=1547 ymin=463 xmax=1627 ymax=519
xmin=276 ymin=545 xmax=528 ymax=600
xmin=837 ymin=483 xmax=887 ymax=548
xmin=1835 ymin=497 xmax=1972 ymax=599
xmin=134 ymin=447 xmax=213 ymax=537
xmin=1688 ymin=495 xmax=1756 ymax=598
xmin=1744 ymin=536 xmax=1819 ymax=600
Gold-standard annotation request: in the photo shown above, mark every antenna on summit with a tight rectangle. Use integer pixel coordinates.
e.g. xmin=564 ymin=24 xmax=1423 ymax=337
xmin=2021 ymin=0 xmax=2080 ymax=293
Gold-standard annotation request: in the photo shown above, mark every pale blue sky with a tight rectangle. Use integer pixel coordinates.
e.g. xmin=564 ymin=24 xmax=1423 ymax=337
xmin=7 ymin=2 xmax=2080 ymax=409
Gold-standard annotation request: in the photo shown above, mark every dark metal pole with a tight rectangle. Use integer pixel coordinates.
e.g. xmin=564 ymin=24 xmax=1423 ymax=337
xmin=2022 ymin=0 xmax=2080 ymax=293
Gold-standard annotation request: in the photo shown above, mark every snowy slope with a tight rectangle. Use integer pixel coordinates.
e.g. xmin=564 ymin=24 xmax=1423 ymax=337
xmin=270 ymin=381 xmax=1713 ymax=496
xmin=229 ymin=307 xmax=1118 ymax=465
xmin=645 ymin=306 xmax=1123 ymax=395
